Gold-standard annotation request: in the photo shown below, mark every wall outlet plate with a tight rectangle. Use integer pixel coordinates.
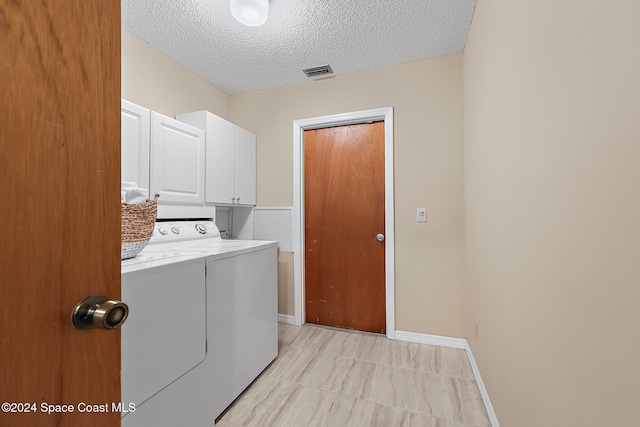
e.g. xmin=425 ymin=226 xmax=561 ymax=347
xmin=417 ymin=208 xmax=426 ymax=222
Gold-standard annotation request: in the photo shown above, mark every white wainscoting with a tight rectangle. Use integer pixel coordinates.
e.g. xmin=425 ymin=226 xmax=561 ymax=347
xmin=254 ymin=207 xmax=292 ymax=252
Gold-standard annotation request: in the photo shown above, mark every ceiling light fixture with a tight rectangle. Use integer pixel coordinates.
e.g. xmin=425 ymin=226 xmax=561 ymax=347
xmin=230 ymin=0 xmax=269 ymax=27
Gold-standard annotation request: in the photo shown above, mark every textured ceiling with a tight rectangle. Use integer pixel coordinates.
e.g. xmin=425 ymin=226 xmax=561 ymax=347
xmin=122 ymin=0 xmax=477 ymax=95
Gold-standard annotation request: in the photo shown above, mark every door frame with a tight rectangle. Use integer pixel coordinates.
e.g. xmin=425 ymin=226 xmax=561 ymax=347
xmin=292 ymin=107 xmax=395 ymax=339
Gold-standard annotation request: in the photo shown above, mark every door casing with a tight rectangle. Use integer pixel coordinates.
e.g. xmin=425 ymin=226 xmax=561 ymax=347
xmin=292 ymin=107 xmax=395 ymax=339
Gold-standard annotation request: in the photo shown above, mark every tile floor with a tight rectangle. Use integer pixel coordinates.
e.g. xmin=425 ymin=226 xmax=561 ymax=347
xmin=216 ymin=323 xmax=490 ymax=427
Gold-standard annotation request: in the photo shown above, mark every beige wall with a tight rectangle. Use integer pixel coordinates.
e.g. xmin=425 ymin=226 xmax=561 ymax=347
xmin=277 ymin=252 xmax=295 ymax=317
xmin=229 ymin=55 xmax=466 ymax=336
xmin=121 ymin=29 xmax=229 ymax=118
xmin=464 ymin=0 xmax=640 ymax=426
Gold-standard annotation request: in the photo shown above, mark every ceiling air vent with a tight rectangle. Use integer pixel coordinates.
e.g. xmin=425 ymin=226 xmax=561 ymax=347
xmin=303 ymin=65 xmax=333 ymax=78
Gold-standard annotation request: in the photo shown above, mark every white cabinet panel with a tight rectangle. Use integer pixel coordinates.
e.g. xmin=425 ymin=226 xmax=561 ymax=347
xmin=150 ymin=112 xmax=205 ymax=204
xmin=234 ymin=126 xmax=256 ymax=206
xmin=121 ymin=100 xmax=150 ymax=191
xmin=177 ymin=110 xmax=257 ymax=206
xmin=205 ymin=113 xmax=235 ymax=204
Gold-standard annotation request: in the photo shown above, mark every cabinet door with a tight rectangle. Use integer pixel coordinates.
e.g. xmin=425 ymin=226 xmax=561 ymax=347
xmin=121 ymin=99 xmax=150 ymax=191
xmin=234 ymin=125 xmax=256 ymax=206
xmin=150 ymin=112 xmax=205 ymax=204
xmin=205 ymin=113 xmax=235 ymax=204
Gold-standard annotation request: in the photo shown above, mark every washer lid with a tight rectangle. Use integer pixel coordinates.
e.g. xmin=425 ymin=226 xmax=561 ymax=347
xmin=121 ymin=252 xmax=205 ymax=277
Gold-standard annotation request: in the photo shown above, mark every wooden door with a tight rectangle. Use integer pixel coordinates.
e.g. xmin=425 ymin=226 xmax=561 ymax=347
xmin=304 ymin=122 xmax=386 ymax=333
xmin=0 ymin=1 xmax=121 ymax=426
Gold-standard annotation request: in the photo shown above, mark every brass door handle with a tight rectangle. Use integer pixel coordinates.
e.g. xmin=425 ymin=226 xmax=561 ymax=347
xmin=71 ymin=295 xmax=129 ymax=330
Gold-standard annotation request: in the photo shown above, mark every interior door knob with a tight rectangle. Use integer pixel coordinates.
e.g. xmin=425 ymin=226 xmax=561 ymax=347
xmin=71 ymin=295 xmax=129 ymax=330
xmin=376 ymin=233 xmax=385 ymax=242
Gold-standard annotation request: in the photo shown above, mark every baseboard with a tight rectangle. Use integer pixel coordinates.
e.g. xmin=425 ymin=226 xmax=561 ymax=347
xmin=394 ymin=330 xmax=467 ymax=349
xmin=394 ymin=330 xmax=499 ymax=427
xmin=463 ymin=343 xmax=500 ymax=427
xmin=277 ymin=314 xmax=295 ymax=324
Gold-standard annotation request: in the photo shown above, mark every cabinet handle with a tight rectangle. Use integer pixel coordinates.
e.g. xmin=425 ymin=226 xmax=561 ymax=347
xmin=236 ymin=197 xmax=240 ymax=203
xmin=231 ymin=197 xmax=236 ymax=203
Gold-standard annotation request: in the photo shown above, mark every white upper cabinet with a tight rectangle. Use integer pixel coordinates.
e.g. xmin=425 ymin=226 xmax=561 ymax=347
xmin=177 ymin=111 xmax=256 ymax=206
xmin=121 ymin=100 xmax=150 ymax=191
xmin=233 ymin=126 xmax=256 ymax=206
xmin=205 ymin=113 xmax=235 ymax=204
xmin=150 ymin=112 xmax=206 ymax=205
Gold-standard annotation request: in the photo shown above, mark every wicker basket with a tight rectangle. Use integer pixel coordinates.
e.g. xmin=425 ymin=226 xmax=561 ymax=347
xmin=121 ymin=199 xmax=158 ymax=260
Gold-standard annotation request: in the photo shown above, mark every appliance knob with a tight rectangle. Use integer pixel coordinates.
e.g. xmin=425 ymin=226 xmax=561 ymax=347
xmin=158 ymin=227 xmax=168 ymax=235
xmin=195 ymin=223 xmax=207 ymax=234
xmin=171 ymin=226 xmax=180 ymax=234
xmin=71 ymin=295 xmax=129 ymax=330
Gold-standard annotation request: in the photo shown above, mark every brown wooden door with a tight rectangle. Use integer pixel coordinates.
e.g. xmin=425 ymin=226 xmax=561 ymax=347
xmin=0 ymin=1 xmax=121 ymax=426
xmin=304 ymin=122 xmax=386 ymax=334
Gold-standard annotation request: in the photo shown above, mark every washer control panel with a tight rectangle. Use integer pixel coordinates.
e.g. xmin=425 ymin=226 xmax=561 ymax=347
xmin=149 ymin=221 xmax=220 ymax=244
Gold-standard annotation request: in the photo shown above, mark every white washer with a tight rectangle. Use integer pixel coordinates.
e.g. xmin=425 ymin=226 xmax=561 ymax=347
xmin=121 ymin=221 xmax=278 ymax=426
xmin=121 ymin=252 xmax=207 ymax=418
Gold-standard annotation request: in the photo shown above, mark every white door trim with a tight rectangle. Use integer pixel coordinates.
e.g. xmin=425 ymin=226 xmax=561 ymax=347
xmin=292 ymin=107 xmax=395 ymax=339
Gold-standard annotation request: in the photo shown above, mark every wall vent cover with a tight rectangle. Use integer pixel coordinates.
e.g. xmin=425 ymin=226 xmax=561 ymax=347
xmin=303 ymin=65 xmax=333 ymax=78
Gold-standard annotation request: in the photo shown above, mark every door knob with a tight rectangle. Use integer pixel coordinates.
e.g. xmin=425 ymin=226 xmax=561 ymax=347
xmin=376 ymin=233 xmax=385 ymax=242
xmin=71 ymin=295 xmax=129 ymax=330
